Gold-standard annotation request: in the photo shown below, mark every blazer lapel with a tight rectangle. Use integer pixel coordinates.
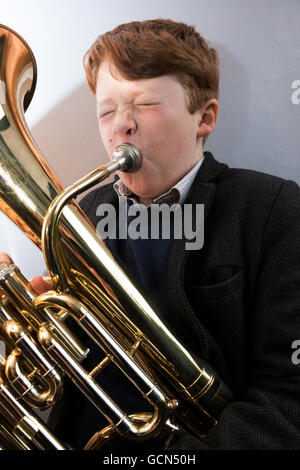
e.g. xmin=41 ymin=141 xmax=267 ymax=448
xmin=167 ymin=152 xmax=229 ymax=358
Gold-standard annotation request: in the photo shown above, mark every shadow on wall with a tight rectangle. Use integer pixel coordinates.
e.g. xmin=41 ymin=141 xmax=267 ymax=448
xmin=207 ymin=42 xmax=300 ymax=183
xmin=204 ymin=43 xmax=251 ymax=169
xmin=31 ymin=82 xmax=113 ymax=192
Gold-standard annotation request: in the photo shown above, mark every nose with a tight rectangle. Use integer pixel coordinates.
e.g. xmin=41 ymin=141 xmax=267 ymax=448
xmin=113 ymin=107 xmax=137 ymax=137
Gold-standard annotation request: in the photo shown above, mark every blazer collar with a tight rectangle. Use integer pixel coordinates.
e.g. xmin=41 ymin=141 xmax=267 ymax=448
xmin=103 ymin=151 xmax=229 ymax=208
xmin=167 ymin=152 xmax=229 ymax=357
xmin=196 ymin=151 xmax=229 ymax=183
xmin=180 ymin=151 xmax=229 ymax=223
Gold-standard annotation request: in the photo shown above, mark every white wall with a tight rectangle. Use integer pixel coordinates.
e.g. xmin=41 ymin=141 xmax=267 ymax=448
xmin=0 ymin=0 xmax=299 ymax=279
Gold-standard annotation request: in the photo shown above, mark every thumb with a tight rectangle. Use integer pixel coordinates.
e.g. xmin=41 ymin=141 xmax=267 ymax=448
xmin=29 ymin=276 xmax=54 ymax=294
xmin=0 ymin=252 xmax=14 ymax=265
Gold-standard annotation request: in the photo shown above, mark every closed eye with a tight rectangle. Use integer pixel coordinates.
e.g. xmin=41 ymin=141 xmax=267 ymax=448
xmin=136 ymin=103 xmax=160 ymax=108
xmin=137 ymin=103 xmax=158 ymax=106
xmin=98 ymin=110 xmax=114 ymax=119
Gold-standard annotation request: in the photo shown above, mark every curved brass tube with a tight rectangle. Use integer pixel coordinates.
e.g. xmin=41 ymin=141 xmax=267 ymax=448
xmin=0 ymin=284 xmax=63 ymax=409
xmin=41 ymin=144 xmax=142 ymax=293
xmin=84 ymin=413 xmax=180 ymax=450
xmin=0 ymin=375 xmax=66 ymax=450
xmin=4 ymin=346 xmax=62 ymax=409
xmin=35 ymin=291 xmax=174 ymax=440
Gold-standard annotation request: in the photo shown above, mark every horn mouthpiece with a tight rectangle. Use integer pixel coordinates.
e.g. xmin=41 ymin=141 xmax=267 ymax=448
xmin=112 ymin=144 xmax=142 ymax=173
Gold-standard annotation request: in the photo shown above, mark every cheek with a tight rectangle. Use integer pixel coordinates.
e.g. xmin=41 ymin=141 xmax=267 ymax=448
xmin=149 ymin=118 xmax=193 ymax=156
xmin=150 ymin=109 xmax=192 ymax=144
xmin=98 ymin=123 xmax=114 ymax=155
xmin=98 ymin=122 xmax=105 ymax=142
xmin=140 ymin=112 xmax=169 ymax=149
xmin=98 ymin=121 xmax=108 ymax=142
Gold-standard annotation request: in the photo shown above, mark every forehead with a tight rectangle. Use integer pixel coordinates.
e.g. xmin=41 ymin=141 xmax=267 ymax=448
xmin=95 ymin=60 xmax=185 ymax=101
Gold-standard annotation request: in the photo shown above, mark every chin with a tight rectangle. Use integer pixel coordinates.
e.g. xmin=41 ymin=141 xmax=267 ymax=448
xmin=120 ymin=174 xmax=146 ymax=194
xmin=130 ymin=185 xmax=153 ymax=198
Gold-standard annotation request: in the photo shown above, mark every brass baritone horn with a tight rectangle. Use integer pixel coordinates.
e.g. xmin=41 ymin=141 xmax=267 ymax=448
xmin=0 ymin=24 xmax=233 ymax=450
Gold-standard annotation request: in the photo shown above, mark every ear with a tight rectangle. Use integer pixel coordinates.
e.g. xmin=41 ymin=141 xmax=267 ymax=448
xmin=196 ymin=99 xmax=219 ymax=138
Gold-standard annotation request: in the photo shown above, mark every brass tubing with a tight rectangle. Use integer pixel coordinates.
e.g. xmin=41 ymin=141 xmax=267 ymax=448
xmin=0 ymin=420 xmax=30 ymax=450
xmin=37 ymin=323 xmax=169 ymax=439
xmin=41 ymin=145 xmax=141 ymax=293
xmin=34 ymin=293 xmax=167 ymax=405
xmin=0 ymin=263 xmax=88 ymax=363
xmin=35 ymin=294 xmax=172 ymax=439
xmin=0 ymin=377 xmax=66 ymax=449
xmin=84 ymin=413 xmax=180 ymax=451
xmin=39 ymin=171 xmax=233 ymax=421
xmin=3 ymin=319 xmax=62 ymax=408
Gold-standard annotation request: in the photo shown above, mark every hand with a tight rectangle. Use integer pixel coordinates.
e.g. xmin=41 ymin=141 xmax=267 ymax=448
xmin=0 ymin=252 xmax=13 ymax=265
xmin=0 ymin=251 xmax=53 ymax=294
xmin=29 ymin=276 xmax=53 ymax=294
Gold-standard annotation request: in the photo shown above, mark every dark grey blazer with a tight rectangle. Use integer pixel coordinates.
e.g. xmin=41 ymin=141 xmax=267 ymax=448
xmin=52 ymin=152 xmax=300 ymax=449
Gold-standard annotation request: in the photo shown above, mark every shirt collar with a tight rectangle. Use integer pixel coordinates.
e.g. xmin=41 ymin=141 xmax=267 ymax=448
xmin=113 ymin=156 xmax=204 ymax=206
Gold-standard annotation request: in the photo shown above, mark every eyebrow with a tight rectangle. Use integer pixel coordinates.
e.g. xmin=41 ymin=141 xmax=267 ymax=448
xmin=96 ymin=90 xmax=162 ymax=112
xmin=97 ymin=98 xmax=115 ymax=107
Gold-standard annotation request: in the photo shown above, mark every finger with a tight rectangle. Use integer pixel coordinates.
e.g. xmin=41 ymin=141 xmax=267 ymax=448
xmin=0 ymin=252 xmax=14 ymax=265
xmin=29 ymin=276 xmax=54 ymax=294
